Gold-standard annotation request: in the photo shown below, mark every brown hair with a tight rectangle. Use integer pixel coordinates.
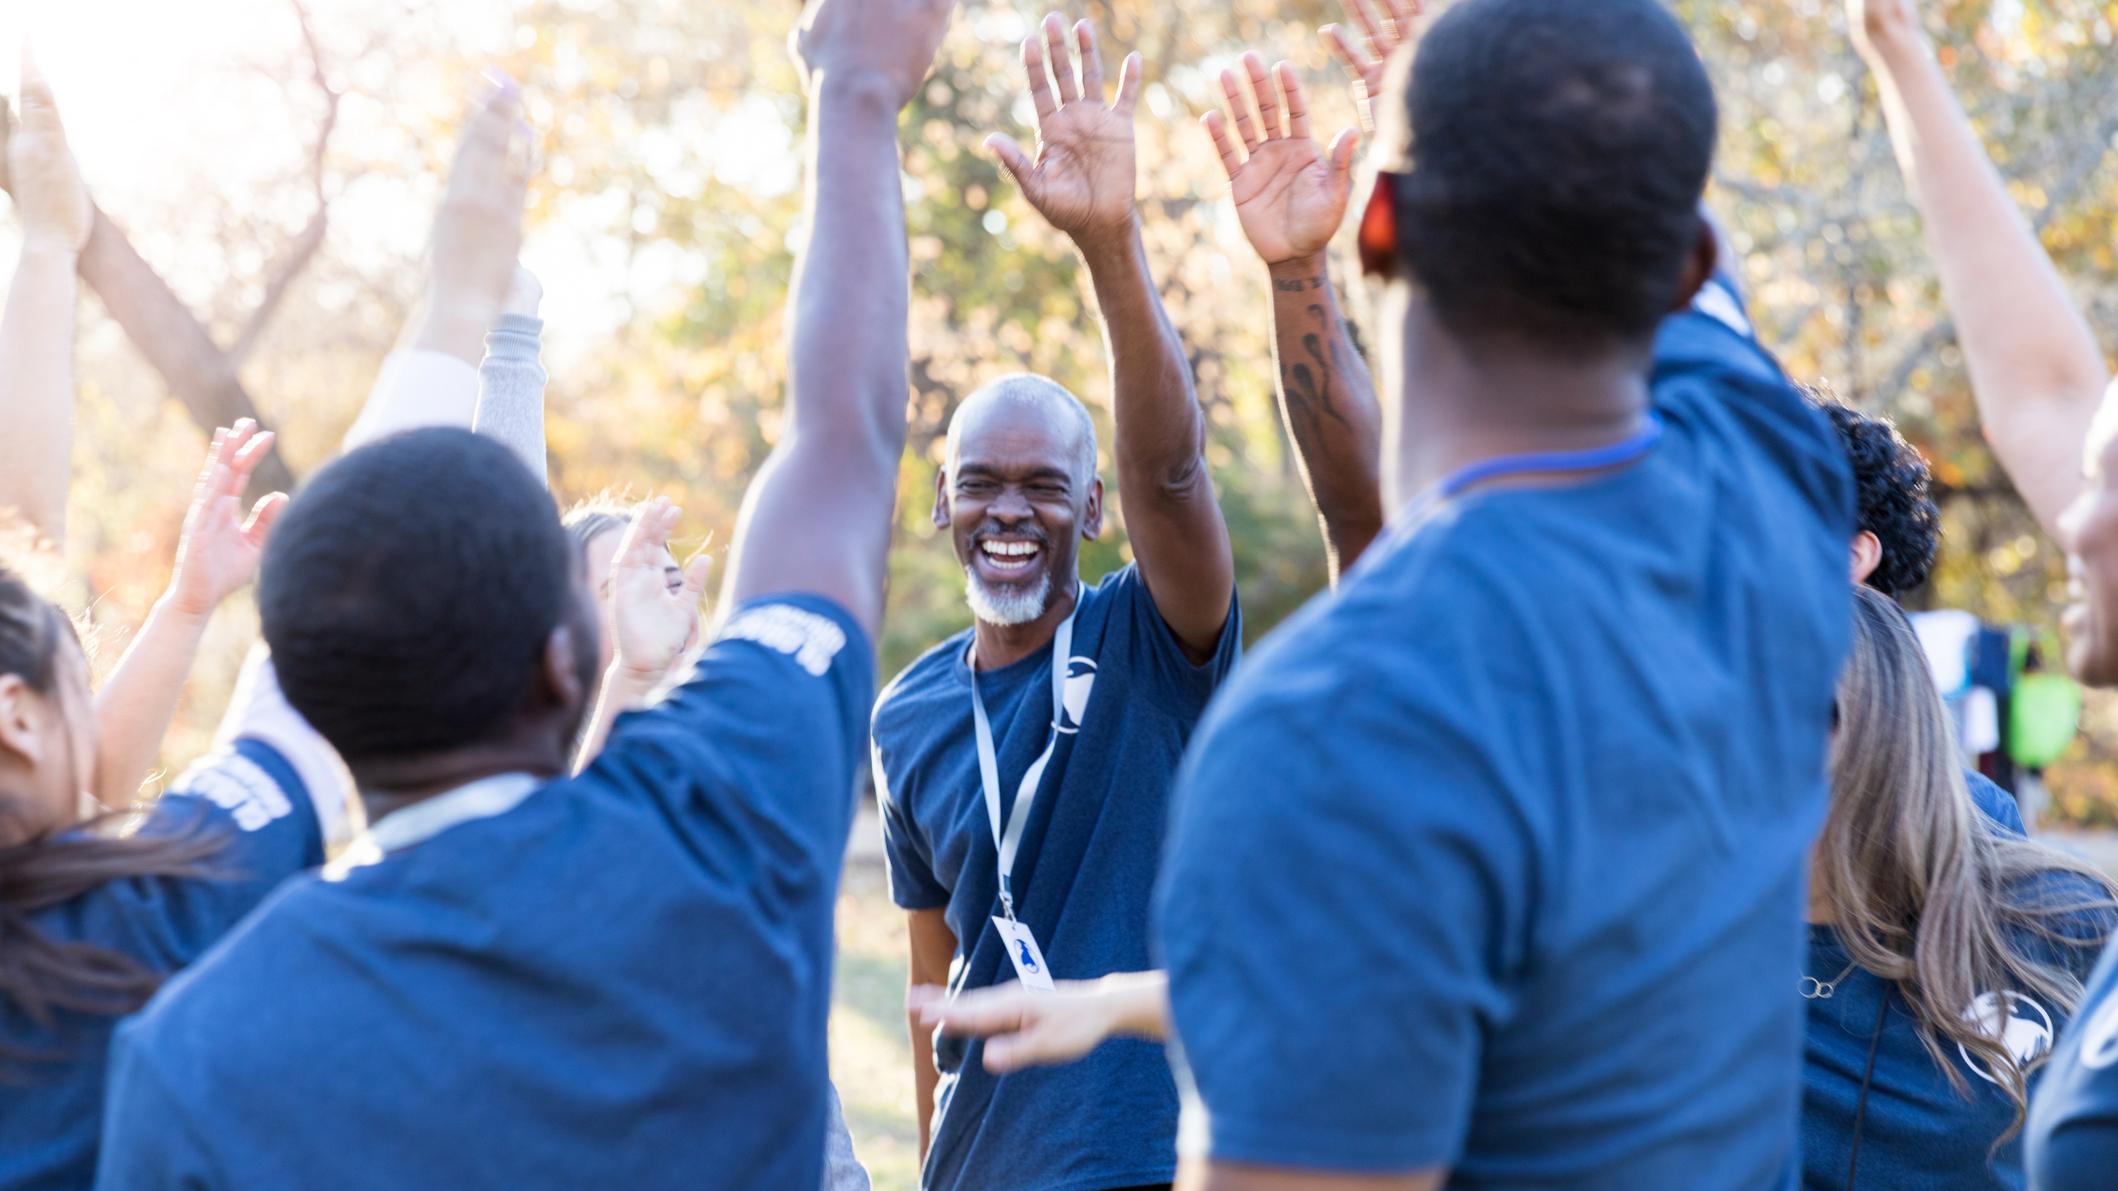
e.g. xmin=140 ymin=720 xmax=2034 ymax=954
xmin=1817 ymin=587 xmax=2118 ymax=1139
xmin=0 ymin=567 xmax=222 ymax=1049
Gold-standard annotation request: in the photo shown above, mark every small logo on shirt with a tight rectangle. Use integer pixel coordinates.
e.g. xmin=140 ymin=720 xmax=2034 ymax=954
xmin=718 ymin=605 xmax=847 ymax=677
xmin=1958 ymin=991 xmax=2056 ymax=1084
xmin=2077 ymin=994 xmax=2118 ymax=1071
xmin=172 ymin=751 xmax=294 ymax=834
xmin=1057 ymin=658 xmax=1096 ymax=734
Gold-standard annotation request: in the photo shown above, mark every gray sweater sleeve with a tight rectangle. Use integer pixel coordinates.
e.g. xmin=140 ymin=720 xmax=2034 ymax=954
xmin=472 ymin=313 xmax=550 ymax=487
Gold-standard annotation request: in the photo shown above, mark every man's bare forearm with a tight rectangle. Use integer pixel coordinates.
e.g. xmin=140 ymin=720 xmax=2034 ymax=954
xmin=1268 ymin=253 xmax=1382 ymax=579
xmin=0 ymin=243 xmax=82 ymax=544
xmin=1080 ymin=224 xmax=1203 ymax=490
xmin=1862 ymin=22 xmax=2107 ymax=538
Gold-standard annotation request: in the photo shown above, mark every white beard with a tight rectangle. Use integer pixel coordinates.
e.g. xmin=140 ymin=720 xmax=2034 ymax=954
xmin=966 ymin=569 xmax=1052 ymax=627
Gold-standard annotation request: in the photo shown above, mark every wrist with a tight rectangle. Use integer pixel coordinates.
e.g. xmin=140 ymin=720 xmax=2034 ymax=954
xmin=809 ymin=69 xmax=908 ymax=114
xmin=612 ymin=658 xmax=669 ymax=692
xmin=153 ymin=591 xmax=217 ymax=629
xmin=1267 ymin=252 xmax=1333 ymax=285
xmin=1072 ymin=217 xmax=1144 ymax=269
xmin=17 ymin=237 xmax=82 ymax=268
xmin=1857 ymin=17 xmax=1930 ymax=64
xmin=409 ymin=301 xmax=496 ymax=368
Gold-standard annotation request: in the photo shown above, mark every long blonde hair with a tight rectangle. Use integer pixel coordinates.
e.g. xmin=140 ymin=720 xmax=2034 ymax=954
xmin=1816 ymin=587 xmax=2117 ymax=1137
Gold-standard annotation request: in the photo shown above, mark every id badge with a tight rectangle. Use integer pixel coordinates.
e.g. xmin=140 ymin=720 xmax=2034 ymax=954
xmin=992 ymin=916 xmax=1056 ymax=991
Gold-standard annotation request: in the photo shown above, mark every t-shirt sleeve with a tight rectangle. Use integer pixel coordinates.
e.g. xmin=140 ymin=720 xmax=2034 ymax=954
xmin=1155 ymin=687 xmax=1534 ymax=1174
xmin=81 ymin=739 xmax=328 ymax=972
xmin=210 ymin=646 xmax=356 ymax=849
xmin=590 ymin=594 xmax=876 ymax=898
xmin=1112 ymin=564 xmax=1242 ymax=703
xmin=873 ymin=735 xmax=947 ymax=911
xmin=95 ymin=1019 xmax=222 ymax=1190
xmin=2036 ymin=1119 xmax=2118 ymax=1191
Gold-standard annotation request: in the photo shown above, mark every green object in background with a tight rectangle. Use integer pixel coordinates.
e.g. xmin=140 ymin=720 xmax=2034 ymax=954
xmin=2011 ymin=672 xmax=2085 ymax=770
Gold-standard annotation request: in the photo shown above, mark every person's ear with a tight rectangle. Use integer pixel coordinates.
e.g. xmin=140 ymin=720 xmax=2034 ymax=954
xmin=0 ymin=674 xmax=47 ymax=769
xmin=932 ymin=466 xmax=951 ymax=532
xmin=1357 ymin=174 xmax=1399 ymax=280
xmin=1081 ymin=477 xmax=1105 ymax=542
xmin=1851 ymin=530 xmax=1884 ymax=587
xmin=1671 ymin=216 xmax=1718 ymax=312
xmin=542 ymin=624 xmax=588 ymax=713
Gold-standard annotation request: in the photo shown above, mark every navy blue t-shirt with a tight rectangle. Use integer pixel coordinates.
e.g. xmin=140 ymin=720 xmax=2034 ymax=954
xmin=874 ymin=563 xmax=1239 ymax=1191
xmin=1968 ymin=771 xmax=2026 ymax=835
xmin=94 ymin=596 xmax=872 ymax=1191
xmin=2026 ymin=893 xmax=2118 ymax=1189
xmin=1154 ymin=280 xmax=1854 ymax=1186
xmin=1802 ymin=868 xmax=2112 ymax=1191
xmin=0 ymin=738 xmax=323 ymax=1191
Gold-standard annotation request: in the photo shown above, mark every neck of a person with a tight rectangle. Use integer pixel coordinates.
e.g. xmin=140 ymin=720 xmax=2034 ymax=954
xmin=1382 ymin=299 xmax=1657 ymax=514
xmin=971 ymin=576 xmax=1081 ymax=672
xmin=353 ymin=723 xmax=572 ymax=826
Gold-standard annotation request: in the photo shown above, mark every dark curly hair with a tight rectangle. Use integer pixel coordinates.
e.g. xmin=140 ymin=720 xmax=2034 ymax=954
xmin=1818 ymin=398 xmax=1942 ymax=598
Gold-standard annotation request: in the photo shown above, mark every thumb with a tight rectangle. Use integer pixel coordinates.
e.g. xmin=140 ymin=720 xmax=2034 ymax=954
xmin=242 ymin=492 xmax=290 ymax=545
xmin=1327 ymin=127 xmax=1360 ymax=189
xmin=986 ymin=133 xmax=1035 ymax=188
xmin=679 ymin=554 xmax=714 ymax=603
xmin=18 ymin=45 xmax=62 ymax=134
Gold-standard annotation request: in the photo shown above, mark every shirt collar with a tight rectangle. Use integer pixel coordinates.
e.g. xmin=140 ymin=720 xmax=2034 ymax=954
xmin=326 ymin=772 xmax=541 ymax=880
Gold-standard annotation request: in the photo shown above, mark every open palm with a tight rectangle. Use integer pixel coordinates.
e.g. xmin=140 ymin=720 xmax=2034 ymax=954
xmin=609 ymin=498 xmax=713 ymax=681
xmin=169 ymin=421 xmax=287 ymax=617
xmin=990 ymin=15 xmax=1145 ymax=248
xmin=1208 ymin=58 xmax=1358 ymax=267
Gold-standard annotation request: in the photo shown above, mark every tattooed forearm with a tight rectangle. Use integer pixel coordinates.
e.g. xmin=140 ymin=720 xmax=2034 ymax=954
xmin=1273 ymin=274 xmax=1328 ymax=294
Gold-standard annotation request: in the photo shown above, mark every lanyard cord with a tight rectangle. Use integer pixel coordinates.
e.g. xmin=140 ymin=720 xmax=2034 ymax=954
xmin=1845 ymin=986 xmax=1890 ymax=1191
xmin=969 ymin=596 xmax=1079 ymax=924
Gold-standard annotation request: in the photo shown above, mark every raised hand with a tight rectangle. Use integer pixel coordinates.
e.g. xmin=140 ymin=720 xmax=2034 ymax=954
xmin=1322 ymin=0 xmax=1420 ymax=130
xmin=1205 ymin=58 xmax=1358 ymax=268
xmin=791 ymin=0 xmax=955 ymax=111
xmin=608 ymin=498 xmax=714 ymax=684
xmin=6 ymin=48 xmax=92 ymax=255
xmin=167 ymin=421 xmax=288 ymax=617
xmin=1848 ymin=0 xmax=1923 ymax=56
xmin=429 ymin=75 xmax=534 ymax=330
xmin=987 ymin=15 xmax=1144 ymax=250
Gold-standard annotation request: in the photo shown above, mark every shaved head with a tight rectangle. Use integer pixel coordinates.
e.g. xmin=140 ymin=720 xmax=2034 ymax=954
xmin=945 ymin=374 xmax=1098 ymax=492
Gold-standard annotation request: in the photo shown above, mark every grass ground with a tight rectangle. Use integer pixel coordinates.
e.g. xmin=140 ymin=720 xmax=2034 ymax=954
xmin=831 ymin=823 xmax=921 ymax=1191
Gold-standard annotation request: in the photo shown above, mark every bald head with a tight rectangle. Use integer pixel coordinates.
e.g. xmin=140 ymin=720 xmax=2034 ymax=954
xmin=945 ymin=374 xmax=1098 ymax=491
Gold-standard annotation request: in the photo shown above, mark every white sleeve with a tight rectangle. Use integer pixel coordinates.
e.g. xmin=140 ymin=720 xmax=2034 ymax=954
xmin=212 ymin=646 xmax=360 ymax=849
xmin=341 ymin=350 xmax=481 ymax=450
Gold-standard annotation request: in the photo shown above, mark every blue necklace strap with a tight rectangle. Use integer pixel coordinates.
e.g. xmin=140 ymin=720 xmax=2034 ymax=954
xmin=1436 ymin=413 xmax=1665 ymax=499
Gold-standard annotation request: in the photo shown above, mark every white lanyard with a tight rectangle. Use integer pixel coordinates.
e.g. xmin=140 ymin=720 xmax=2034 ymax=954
xmin=969 ymin=604 xmax=1077 ymax=925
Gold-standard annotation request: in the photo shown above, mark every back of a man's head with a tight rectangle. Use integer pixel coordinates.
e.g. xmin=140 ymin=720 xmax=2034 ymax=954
xmin=1388 ymin=0 xmax=1718 ymax=351
xmin=258 ymin=428 xmax=576 ymax=767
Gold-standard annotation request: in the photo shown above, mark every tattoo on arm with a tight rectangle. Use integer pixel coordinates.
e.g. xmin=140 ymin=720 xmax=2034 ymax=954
xmin=1282 ymin=305 xmax=1355 ymax=455
xmin=1273 ymin=275 xmax=1328 ymax=294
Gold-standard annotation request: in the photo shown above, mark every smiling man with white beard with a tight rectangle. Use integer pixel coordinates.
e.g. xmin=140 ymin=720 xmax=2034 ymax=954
xmin=865 ymin=17 xmax=1245 ymax=1191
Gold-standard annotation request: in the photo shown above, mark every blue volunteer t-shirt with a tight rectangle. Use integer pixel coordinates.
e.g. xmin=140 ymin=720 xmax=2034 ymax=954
xmin=2026 ymin=899 xmax=2118 ymax=1188
xmin=1154 ymin=278 xmax=1854 ymax=1186
xmin=1968 ymin=771 xmax=2026 ymax=835
xmin=874 ymin=563 xmax=1239 ymax=1191
xmin=1801 ymin=868 xmax=2111 ymax=1191
xmin=93 ymin=596 xmax=873 ymax=1191
xmin=0 ymin=738 xmax=323 ymax=1191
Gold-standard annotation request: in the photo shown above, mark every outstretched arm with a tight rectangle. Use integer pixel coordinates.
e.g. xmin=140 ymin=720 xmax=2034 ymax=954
xmin=992 ymin=16 xmax=1232 ymax=656
xmin=0 ymin=53 xmax=93 ymax=546
xmin=1853 ymin=0 xmax=2108 ymax=541
xmin=721 ymin=0 xmax=953 ymax=641
xmin=1209 ymin=57 xmax=1379 ymax=579
xmin=911 ymin=970 xmax=1169 ymax=1074
xmin=473 ymin=267 xmax=550 ymax=484
xmin=345 ymin=80 xmax=532 ymax=448
xmin=93 ymin=423 xmax=286 ymax=805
